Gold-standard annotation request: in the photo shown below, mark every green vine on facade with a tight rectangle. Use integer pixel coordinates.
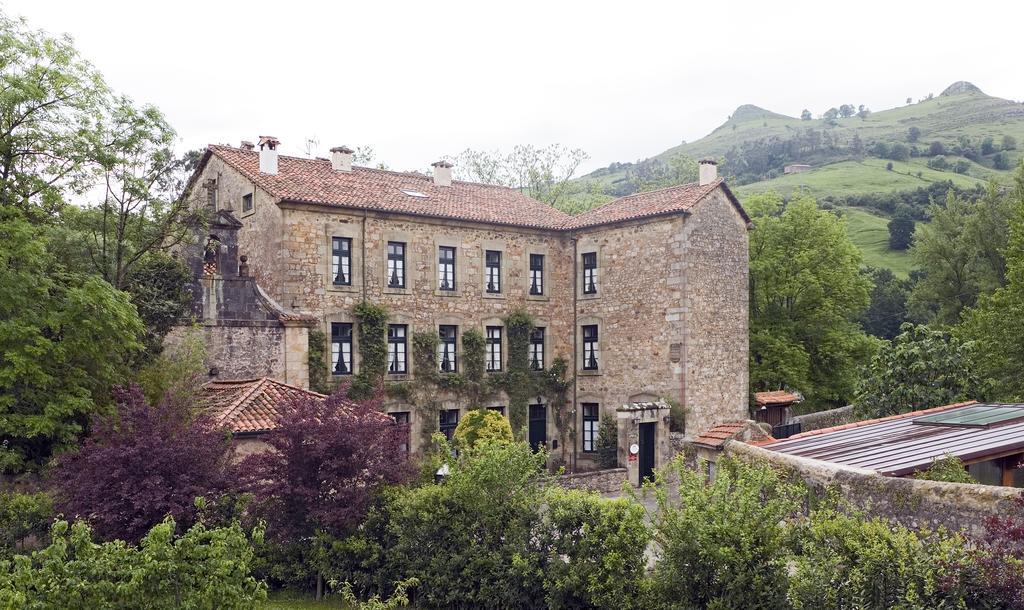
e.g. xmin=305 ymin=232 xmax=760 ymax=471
xmin=350 ymin=301 xmax=389 ymax=400
xmin=307 ymin=328 xmax=334 ymax=395
xmin=499 ymin=310 xmax=535 ymax=437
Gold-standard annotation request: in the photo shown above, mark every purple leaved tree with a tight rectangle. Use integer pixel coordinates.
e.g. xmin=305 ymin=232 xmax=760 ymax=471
xmin=50 ymin=385 xmax=235 ymax=542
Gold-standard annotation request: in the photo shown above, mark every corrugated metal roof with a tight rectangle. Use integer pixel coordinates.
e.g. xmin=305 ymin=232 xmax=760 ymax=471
xmin=763 ymin=402 xmax=1024 ymax=476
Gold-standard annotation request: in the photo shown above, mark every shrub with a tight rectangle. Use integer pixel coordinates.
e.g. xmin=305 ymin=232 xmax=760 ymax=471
xmin=914 ymin=454 xmax=975 ymax=483
xmin=452 ymin=408 xmax=513 ymax=450
xmin=789 ymin=509 xmax=976 ymax=609
xmin=50 ymin=385 xmax=236 ymax=543
xmin=0 ymin=517 xmax=266 ymax=609
xmin=0 ymin=491 xmax=54 ymax=558
xmin=650 ymin=457 xmax=805 ymax=609
xmin=540 ymin=489 xmax=650 ymax=609
xmin=595 ymin=414 xmax=619 ymax=469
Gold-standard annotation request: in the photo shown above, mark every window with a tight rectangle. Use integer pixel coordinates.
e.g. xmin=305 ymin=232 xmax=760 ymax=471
xmin=529 ymin=253 xmax=544 ymax=295
xmin=438 ymin=246 xmax=456 ymax=291
xmin=242 ymin=193 xmax=253 ymax=213
xmin=387 ymin=241 xmax=406 ymax=288
xmin=392 ymin=411 xmax=410 ymax=455
xmin=582 ymin=403 xmax=599 ymax=452
xmin=388 ymin=324 xmax=408 ymax=374
xmin=331 ymin=323 xmax=353 ymax=375
xmin=439 ymin=409 xmax=459 ymax=441
xmin=486 ymin=326 xmax=502 ymax=372
xmin=488 ymin=406 xmax=506 ymax=417
xmin=485 ymin=250 xmax=501 ymax=293
xmin=438 ymin=325 xmax=458 ymax=373
xmin=332 ymin=237 xmax=352 ymax=286
xmin=529 ymin=327 xmax=545 ymax=371
xmin=582 ymin=325 xmax=599 ymax=370
xmin=582 ymin=251 xmax=597 ymax=295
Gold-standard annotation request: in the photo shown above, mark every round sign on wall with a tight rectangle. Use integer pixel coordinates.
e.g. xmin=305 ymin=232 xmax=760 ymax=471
xmin=629 ymin=443 xmax=640 ymax=455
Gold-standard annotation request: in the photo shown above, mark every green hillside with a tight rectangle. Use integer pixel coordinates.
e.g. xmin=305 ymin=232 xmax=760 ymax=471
xmin=835 ymin=206 xmax=916 ymax=279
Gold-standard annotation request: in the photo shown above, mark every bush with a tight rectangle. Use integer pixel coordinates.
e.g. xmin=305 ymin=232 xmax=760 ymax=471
xmin=994 ymin=151 xmax=1012 ymax=170
xmin=595 ymin=414 xmax=618 ymax=469
xmin=0 ymin=491 xmax=54 ymax=558
xmin=452 ymin=408 xmax=513 ymax=450
xmin=651 ymin=457 xmax=805 ymax=609
xmin=0 ymin=517 xmax=266 ymax=609
xmin=914 ymin=454 xmax=975 ymax=483
xmin=540 ymin=489 xmax=650 ymax=609
xmin=928 ymin=155 xmax=949 ymax=171
xmin=789 ymin=509 xmax=976 ymax=609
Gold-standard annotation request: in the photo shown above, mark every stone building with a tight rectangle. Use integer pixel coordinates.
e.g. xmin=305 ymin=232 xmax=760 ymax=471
xmin=179 ymin=139 xmax=751 ymax=471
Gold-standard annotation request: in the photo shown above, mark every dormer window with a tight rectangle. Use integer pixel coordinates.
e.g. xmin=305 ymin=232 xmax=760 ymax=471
xmin=332 ymin=237 xmax=352 ymax=286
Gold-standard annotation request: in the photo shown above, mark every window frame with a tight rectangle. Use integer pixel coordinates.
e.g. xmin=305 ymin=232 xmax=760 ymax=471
xmin=438 ymin=324 xmax=458 ymax=373
xmin=582 ymin=251 xmax=598 ymax=295
xmin=391 ymin=411 xmax=411 ymax=455
xmin=330 ymin=322 xmax=354 ymax=376
xmin=485 ymin=325 xmax=503 ymax=372
xmin=438 ymin=245 xmax=456 ymax=292
xmin=439 ymin=408 xmax=460 ymax=441
xmin=332 ymin=236 xmax=353 ymax=286
xmin=387 ymin=324 xmax=408 ymax=375
xmin=529 ymin=253 xmax=545 ymax=296
xmin=386 ymin=241 xmax=406 ymax=289
xmin=582 ymin=403 xmax=599 ymax=453
xmin=582 ymin=324 xmax=599 ymax=371
xmin=529 ymin=327 xmax=545 ymax=371
xmin=241 ymin=192 xmax=254 ymax=214
xmin=484 ymin=249 xmax=502 ymax=294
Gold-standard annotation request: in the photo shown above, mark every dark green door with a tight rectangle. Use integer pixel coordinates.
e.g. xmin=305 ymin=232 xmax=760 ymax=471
xmin=528 ymin=404 xmax=547 ymax=451
xmin=639 ymin=422 xmax=656 ymax=482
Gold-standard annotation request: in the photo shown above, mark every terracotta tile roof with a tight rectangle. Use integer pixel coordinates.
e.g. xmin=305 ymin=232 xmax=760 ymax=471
xmin=202 ymin=145 xmax=748 ymax=232
xmin=561 ymin=178 xmax=750 ymax=230
xmin=777 ymin=400 xmax=978 ymax=442
xmin=197 ymin=377 xmax=329 ymax=434
xmin=755 ymin=390 xmax=802 ymax=407
xmin=693 ymin=421 xmax=751 ymax=448
xmin=207 ymin=145 xmax=572 ymax=230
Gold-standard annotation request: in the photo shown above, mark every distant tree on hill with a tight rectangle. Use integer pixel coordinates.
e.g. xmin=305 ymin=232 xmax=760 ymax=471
xmin=954 ymin=159 xmax=971 ymax=174
xmin=886 ymin=162 xmax=894 ymax=171
xmin=822 ymin=108 xmax=839 ymax=123
xmin=800 ymin=109 xmax=812 ymax=121
xmin=888 ymin=214 xmax=915 ymax=250
xmin=994 ymin=152 xmax=1012 ymax=170
xmin=870 ymin=141 xmax=890 ymax=158
xmin=929 ymin=141 xmax=946 ymax=156
xmin=889 ymin=142 xmax=910 ymax=161
xmin=1003 ymin=135 xmax=1017 ymax=151
xmin=906 ymin=97 xmax=913 ymax=105
xmin=839 ymin=104 xmax=855 ymax=118
xmin=907 ymin=126 xmax=921 ymax=143
xmin=859 ymin=266 xmax=911 ymax=340
xmin=982 ymin=137 xmax=996 ymax=155
xmin=857 ymin=106 xmax=871 ymax=119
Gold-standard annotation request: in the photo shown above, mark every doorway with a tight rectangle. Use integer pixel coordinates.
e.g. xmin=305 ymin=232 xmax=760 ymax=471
xmin=639 ymin=422 xmax=656 ymax=482
xmin=528 ymin=403 xmax=547 ymax=451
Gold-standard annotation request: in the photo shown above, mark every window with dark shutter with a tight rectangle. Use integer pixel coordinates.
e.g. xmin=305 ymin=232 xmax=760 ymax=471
xmin=332 ymin=237 xmax=352 ymax=286
xmin=582 ymin=252 xmax=597 ymax=295
xmin=485 ymin=250 xmax=501 ymax=293
xmin=582 ymin=403 xmax=599 ymax=452
xmin=438 ymin=325 xmax=458 ymax=373
xmin=388 ymin=324 xmax=408 ymax=374
xmin=331 ymin=322 xmax=353 ymax=376
xmin=582 ymin=324 xmax=599 ymax=371
xmin=529 ymin=327 xmax=545 ymax=371
xmin=529 ymin=253 xmax=544 ymax=295
xmin=387 ymin=241 xmax=406 ymax=288
xmin=438 ymin=246 xmax=456 ymax=291
xmin=486 ymin=326 xmax=502 ymax=372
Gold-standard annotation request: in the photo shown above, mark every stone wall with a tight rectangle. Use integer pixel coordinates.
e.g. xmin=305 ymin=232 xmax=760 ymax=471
xmin=165 ymin=323 xmax=287 ymax=381
xmin=727 ymin=440 xmax=1021 ymax=537
xmin=679 ymin=189 xmax=750 ymax=436
xmin=791 ymin=405 xmax=856 ymax=432
xmin=557 ymin=468 xmax=628 ymax=494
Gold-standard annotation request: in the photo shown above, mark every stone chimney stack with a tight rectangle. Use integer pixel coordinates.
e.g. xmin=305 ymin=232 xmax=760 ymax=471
xmin=258 ymin=136 xmax=280 ymax=175
xmin=698 ymin=159 xmax=718 ymax=186
xmin=331 ymin=146 xmax=354 ymax=172
xmin=431 ymin=160 xmax=453 ymax=187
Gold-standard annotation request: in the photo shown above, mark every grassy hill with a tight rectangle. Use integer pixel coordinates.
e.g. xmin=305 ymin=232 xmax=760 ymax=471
xmin=835 ymin=206 xmax=916 ymax=279
xmin=568 ymin=81 xmax=1023 ymax=276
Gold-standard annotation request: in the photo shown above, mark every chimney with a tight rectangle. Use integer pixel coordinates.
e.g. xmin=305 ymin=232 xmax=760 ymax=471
xmin=331 ymin=146 xmax=354 ymax=172
xmin=240 ymin=140 xmax=254 ymax=151
xmin=699 ymin=159 xmax=718 ymax=186
xmin=258 ymin=136 xmax=280 ymax=175
xmin=431 ymin=160 xmax=453 ymax=187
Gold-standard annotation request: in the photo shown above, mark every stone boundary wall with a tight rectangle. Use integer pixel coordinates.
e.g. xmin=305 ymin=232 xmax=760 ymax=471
xmin=726 ymin=440 xmax=1020 ymax=537
xmin=791 ymin=404 xmax=855 ymax=432
xmin=557 ymin=468 xmax=628 ymax=494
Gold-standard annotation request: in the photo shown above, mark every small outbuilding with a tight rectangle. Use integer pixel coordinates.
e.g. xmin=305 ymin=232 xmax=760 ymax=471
xmin=753 ymin=390 xmax=802 ymax=428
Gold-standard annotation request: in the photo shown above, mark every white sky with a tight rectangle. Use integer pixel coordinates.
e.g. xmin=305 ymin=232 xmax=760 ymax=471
xmin=4 ymin=0 xmax=1022 ymax=174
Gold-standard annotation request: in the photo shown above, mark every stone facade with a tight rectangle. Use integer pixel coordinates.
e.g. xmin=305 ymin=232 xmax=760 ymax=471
xmin=557 ymin=468 xmax=628 ymax=494
xmin=183 ymin=148 xmax=750 ymax=474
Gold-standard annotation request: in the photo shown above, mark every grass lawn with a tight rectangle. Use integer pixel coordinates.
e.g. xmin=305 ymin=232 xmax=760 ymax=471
xmin=262 ymin=591 xmax=345 ymax=609
xmin=836 ymin=206 xmax=916 ymax=278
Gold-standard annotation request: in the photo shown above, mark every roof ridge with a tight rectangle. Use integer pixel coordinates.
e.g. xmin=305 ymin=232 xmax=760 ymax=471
xmin=781 ymin=400 xmax=978 ymax=441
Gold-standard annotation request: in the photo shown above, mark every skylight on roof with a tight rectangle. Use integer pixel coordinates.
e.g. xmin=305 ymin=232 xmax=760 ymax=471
xmin=400 ymin=189 xmax=429 ymax=198
xmin=913 ymin=405 xmax=1024 ymax=429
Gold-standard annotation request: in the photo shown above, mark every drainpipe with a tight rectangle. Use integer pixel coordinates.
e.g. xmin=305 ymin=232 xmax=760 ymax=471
xmin=571 ymin=234 xmax=579 ymax=473
xmin=361 ymin=210 xmax=368 ymax=302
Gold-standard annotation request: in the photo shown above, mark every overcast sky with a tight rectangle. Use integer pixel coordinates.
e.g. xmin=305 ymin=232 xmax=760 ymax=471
xmin=4 ymin=0 xmax=1022 ymax=174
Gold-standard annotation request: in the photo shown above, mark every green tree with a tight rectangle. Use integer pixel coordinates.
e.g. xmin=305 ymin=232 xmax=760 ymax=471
xmin=888 ymin=142 xmax=910 ymax=161
xmin=800 ymin=109 xmax=812 ymax=121
xmin=929 ymin=141 xmax=945 ymax=156
xmin=749 ymin=194 xmax=875 ymax=406
xmin=982 ymin=136 xmax=996 ymax=155
xmin=1003 ymin=135 xmax=1017 ymax=151
xmin=913 ymin=454 xmax=975 ymax=483
xmin=0 ymin=214 xmax=143 ymax=471
xmin=451 ymin=144 xmax=588 ymax=207
xmin=859 ymin=267 xmax=911 ymax=340
xmin=854 ymin=323 xmax=984 ymax=418
xmin=887 ymin=214 xmax=915 ymax=250
xmin=0 ymin=14 xmax=110 ymax=220
xmin=907 ymin=126 xmax=921 ymax=143
xmin=452 ymin=408 xmax=513 ymax=450
xmin=994 ymin=151 xmax=1012 ymax=170
xmin=595 ymin=414 xmax=618 ymax=469
xmin=838 ymin=104 xmax=855 ymax=118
